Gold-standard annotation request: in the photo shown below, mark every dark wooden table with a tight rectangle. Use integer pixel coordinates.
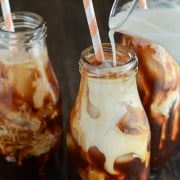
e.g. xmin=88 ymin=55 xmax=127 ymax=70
xmin=0 ymin=0 xmax=179 ymax=179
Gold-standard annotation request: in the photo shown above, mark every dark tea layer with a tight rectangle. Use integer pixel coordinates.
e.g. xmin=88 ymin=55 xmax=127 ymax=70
xmin=121 ymin=34 xmax=180 ymax=168
xmin=0 ymin=54 xmax=62 ymax=165
xmin=68 ymin=131 xmax=150 ymax=180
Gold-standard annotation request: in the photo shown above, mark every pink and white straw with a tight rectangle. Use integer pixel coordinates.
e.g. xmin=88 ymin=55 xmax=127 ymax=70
xmin=138 ymin=0 xmax=147 ymax=9
xmin=0 ymin=0 xmax=14 ymax=32
xmin=83 ymin=0 xmax=104 ymax=62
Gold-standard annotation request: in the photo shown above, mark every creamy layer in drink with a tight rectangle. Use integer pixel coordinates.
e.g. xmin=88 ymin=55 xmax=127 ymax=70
xmin=0 ymin=47 xmax=62 ymax=165
xmin=67 ymin=47 xmax=150 ymax=179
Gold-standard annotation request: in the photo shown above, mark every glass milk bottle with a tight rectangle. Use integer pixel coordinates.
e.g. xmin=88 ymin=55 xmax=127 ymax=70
xmin=0 ymin=12 xmax=62 ymax=179
xmin=109 ymin=0 xmax=180 ymax=169
xmin=67 ymin=44 xmax=151 ymax=180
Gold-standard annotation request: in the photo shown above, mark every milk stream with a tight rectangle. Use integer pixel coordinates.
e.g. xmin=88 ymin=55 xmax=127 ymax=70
xmin=109 ymin=7 xmax=180 ymax=65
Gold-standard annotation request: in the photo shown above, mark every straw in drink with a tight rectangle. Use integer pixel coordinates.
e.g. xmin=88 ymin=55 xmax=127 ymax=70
xmin=82 ymin=0 xmax=104 ymax=62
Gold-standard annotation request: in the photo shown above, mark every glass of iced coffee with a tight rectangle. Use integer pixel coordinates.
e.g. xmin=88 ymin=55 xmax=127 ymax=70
xmin=109 ymin=0 xmax=180 ymax=169
xmin=67 ymin=43 xmax=151 ymax=180
xmin=0 ymin=12 xmax=62 ymax=179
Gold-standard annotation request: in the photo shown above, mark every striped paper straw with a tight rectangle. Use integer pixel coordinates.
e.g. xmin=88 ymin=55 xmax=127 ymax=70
xmin=0 ymin=0 xmax=14 ymax=32
xmin=138 ymin=0 xmax=147 ymax=9
xmin=83 ymin=0 xmax=104 ymax=62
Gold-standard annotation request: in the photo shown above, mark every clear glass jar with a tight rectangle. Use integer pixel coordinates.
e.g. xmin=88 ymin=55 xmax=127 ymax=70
xmin=0 ymin=12 xmax=62 ymax=179
xmin=67 ymin=44 xmax=151 ymax=180
xmin=109 ymin=0 xmax=180 ymax=169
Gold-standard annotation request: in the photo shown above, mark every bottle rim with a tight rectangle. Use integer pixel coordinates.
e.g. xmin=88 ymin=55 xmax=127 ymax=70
xmin=80 ymin=43 xmax=138 ymax=78
xmin=0 ymin=11 xmax=47 ymax=45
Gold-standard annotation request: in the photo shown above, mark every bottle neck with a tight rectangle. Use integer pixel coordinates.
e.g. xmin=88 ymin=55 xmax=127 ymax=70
xmin=0 ymin=12 xmax=48 ymax=63
xmin=79 ymin=43 xmax=138 ymax=81
xmin=0 ymin=11 xmax=47 ymax=47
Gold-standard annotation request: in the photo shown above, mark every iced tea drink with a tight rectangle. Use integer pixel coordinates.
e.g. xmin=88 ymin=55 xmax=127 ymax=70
xmin=0 ymin=12 xmax=62 ymax=179
xmin=67 ymin=44 xmax=151 ymax=180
